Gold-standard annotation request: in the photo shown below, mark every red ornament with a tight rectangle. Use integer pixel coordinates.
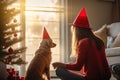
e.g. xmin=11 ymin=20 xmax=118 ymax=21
xmin=14 ymin=33 xmax=17 ymax=37
xmin=8 ymin=47 xmax=13 ymax=53
xmin=20 ymin=77 xmax=25 ymax=80
xmin=13 ymin=19 xmax=17 ymax=23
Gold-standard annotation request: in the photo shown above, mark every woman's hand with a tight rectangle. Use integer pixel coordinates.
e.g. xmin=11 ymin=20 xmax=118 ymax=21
xmin=52 ymin=62 xmax=66 ymax=69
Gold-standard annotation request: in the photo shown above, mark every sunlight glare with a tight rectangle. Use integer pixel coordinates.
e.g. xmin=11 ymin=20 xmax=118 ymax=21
xmin=26 ymin=0 xmax=58 ymax=7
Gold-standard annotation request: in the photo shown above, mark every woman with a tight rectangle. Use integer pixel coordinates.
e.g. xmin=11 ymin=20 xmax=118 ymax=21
xmin=52 ymin=8 xmax=111 ymax=80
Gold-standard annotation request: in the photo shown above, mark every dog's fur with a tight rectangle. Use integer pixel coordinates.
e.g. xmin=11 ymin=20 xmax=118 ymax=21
xmin=25 ymin=39 xmax=56 ymax=80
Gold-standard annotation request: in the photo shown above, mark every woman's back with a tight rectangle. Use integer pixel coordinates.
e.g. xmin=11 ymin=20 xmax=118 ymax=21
xmin=81 ymin=38 xmax=111 ymax=80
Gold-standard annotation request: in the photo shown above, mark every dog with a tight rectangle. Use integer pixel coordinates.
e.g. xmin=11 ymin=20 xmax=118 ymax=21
xmin=25 ymin=39 xmax=56 ymax=80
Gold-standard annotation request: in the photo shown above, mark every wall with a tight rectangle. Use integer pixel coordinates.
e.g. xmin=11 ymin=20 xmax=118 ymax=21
xmin=68 ymin=0 xmax=113 ymax=30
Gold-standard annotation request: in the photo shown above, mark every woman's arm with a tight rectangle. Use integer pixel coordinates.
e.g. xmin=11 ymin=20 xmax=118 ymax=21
xmin=52 ymin=62 xmax=66 ymax=69
xmin=66 ymin=38 xmax=89 ymax=70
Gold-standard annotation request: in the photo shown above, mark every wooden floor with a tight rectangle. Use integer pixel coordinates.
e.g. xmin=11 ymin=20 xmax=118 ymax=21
xmin=50 ymin=71 xmax=61 ymax=80
xmin=51 ymin=79 xmax=60 ymax=80
xmin=51 ymin=78 xmax=60 ymax=80
xmin=51 ymin=76 xmax=60 ymax=80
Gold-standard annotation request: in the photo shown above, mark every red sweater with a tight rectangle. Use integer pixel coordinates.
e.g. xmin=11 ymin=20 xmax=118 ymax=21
xmin=66 ymin=38 xmax=111 ymax=80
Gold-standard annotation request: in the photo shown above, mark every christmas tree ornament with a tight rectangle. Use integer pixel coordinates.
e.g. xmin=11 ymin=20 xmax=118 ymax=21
xmin=13 ymin=19 xmax=17 ymax=23
xmin=8 ymin=47 xmax=13 ymax=53
xmin=20 ymin=77 xmax=25 ymax=80
xmin=14 ymin=33 xmax=17 ymax=37
xmin=72 ymin=8 xmax=91 ymax=29
xmin=42 ymin=27 xmax=51 ymax=39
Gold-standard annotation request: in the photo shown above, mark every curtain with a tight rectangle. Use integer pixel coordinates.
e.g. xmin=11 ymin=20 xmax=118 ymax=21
xmin=112 ymin=0 xmax=120 ymax=22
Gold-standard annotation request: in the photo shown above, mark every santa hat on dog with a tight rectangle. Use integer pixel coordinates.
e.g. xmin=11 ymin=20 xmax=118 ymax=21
xmin=72 ymin=8 xmax=91 ymax=29
xmin=42 ymin=27 xmax=50 ymax=39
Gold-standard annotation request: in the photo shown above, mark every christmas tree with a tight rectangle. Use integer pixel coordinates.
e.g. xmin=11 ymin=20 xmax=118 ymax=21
xmin=0 ymin=0 xmax=26 ymax=65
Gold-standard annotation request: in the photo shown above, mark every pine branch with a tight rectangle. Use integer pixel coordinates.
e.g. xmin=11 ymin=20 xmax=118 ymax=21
xmin=0 ymin=0 xmax=17 ymax=9
xmin=4 ymin=37 xmax=24 ymax=49
xmin=7 ymin=0 xmax=17 ymax=6
xmin=0 ymin=47 xmax=26 ymax=59
xmin=5 ymin=23 xmax=20 ymax=30
xmin=0 ymin=51 xmax=9 ymax=58
xmin=2 ymin=55 xmax=27 ymax=65
xmin=12 ymin=47 xmax=27 ymax=54
xmin=0 ymin=37 xmax=25 ymax=50
xmin=3 ymin=23 xmax=20 ymax=30
xmin=2 ymin=56 xmax=25 ymax=65
xmin=0 ymin=36 xmax=11 ymax=48
xmin=12 ymin=58 xmax=27 ymax=65
xmin=0 ymin=9 xmax=20 ymax=25
xmin=4 ymin=30 xmax=22 ymax=35
xmin=0 ymin=0 xmax=8 ymax=9
xmin=0 ymin=23 xmax=21 ymax=34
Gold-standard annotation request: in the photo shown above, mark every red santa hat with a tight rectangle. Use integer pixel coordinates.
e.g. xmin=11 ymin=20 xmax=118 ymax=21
xmin=42 ymin=27 xmax=51 ymax=39
xmin=72 ymin=8 xmax=91 ymax=29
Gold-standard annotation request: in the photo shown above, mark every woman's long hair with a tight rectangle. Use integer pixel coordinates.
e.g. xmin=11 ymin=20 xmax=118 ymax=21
xmin=71 ymin=26 xmax=104 ymax=57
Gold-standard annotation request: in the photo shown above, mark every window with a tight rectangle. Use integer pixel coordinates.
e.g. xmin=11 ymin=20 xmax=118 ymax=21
xmin=25 ymin=0 xmax=69 ymax=73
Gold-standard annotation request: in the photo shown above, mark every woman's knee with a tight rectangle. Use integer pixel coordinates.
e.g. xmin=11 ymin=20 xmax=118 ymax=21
xmin=55 ymin=67 xmax=66 ymax=77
